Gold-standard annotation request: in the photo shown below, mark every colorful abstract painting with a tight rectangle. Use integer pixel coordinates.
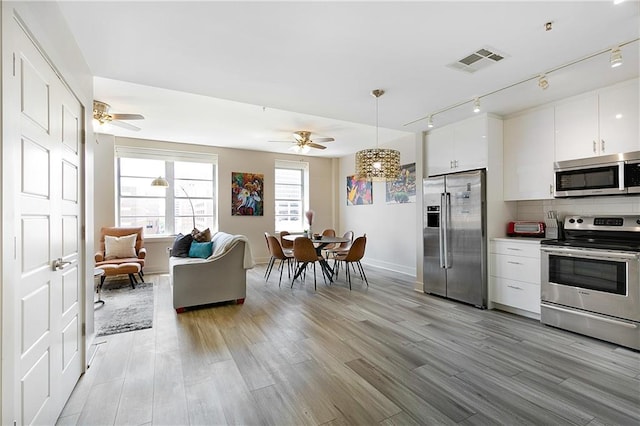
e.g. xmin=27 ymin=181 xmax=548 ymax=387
xmin=386 ymin=163 xmax=416 ymax=204
xmin=346 ymin=175 xmax=373 ymax=205
xmin=232 ymin=172 xmax=264 ymax=216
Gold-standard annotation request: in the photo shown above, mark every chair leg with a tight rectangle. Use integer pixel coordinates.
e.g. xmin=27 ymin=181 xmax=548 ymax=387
xmin=100 ymin=275 xmax=106 ymax=286
xmin=128 ymin=274 xmax=136 ymax=289
xmin=138 ymin=272 xmax=145 ymax=283
xmin=278 ymin=259 xmax=285 ymax=287
xmin=357 ymin=261 xmax=369 ymax=287
xmin=345 ymin=262 xmax=351 ymax=290
xmin=265 ymin=256 xmax=275 ymax=280
xmin=313 ymin=263 xmax=317 ymax=291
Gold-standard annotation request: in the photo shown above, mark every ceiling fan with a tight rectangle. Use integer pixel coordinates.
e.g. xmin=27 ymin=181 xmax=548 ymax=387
xmin=92 ymin=100 xmax=144 ymax=131
xmin=270 ymin=130 xmax=335 ymax=153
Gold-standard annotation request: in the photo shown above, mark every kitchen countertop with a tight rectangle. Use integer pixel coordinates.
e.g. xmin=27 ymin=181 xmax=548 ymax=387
xmin=492 ymin=237 xmax=545 ymax=244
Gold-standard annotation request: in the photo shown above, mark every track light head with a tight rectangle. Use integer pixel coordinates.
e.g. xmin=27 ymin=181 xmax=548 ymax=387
xmin=427 ymin=115 xmax=434 ymax=128
xmin=610 ymin=47 xmax=623 ymax=68
xmin=473 ymin=98 xmax=481 ymax=113
xmin=538 ymin=74 xmax=549 ymax=90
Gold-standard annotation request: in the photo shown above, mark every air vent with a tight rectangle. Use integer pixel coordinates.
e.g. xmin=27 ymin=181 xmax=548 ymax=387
xmin=447 ymin=46 xmax=509 ymax=74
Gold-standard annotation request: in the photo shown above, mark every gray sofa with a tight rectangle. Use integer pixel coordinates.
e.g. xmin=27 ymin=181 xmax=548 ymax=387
xmin=169 ymin=232 xmax=254 ymax=312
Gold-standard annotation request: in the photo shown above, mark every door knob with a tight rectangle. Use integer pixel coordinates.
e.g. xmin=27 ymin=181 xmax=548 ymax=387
xmin=52 ymin=258 xmax=72 ymax=270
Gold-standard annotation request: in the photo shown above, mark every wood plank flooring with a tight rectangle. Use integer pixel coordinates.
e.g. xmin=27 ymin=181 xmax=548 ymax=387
xmin=58 ymin=265 xmax=640 ymax=425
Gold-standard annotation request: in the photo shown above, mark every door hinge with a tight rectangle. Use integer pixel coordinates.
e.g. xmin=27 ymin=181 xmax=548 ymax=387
xmin=82 ymin=225 xmax=86 ymax=240
xmin=12 ymin=52 xmax=16 ymax=76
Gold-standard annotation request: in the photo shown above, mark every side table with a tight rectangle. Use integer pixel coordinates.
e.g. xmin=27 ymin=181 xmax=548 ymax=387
xmin=94 ymin=268 xmax=105 ymax=307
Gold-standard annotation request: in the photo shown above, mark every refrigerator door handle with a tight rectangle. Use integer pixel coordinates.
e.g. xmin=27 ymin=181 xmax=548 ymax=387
xmin=439 ymin=193 xmax=446 ymax=268
xmin=443 ymin=192 xmax=451 ymax=268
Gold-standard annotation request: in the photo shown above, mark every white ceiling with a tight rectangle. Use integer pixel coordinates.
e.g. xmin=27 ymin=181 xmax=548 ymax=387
xmin=57 ymin=1 xmax=640 ymax=157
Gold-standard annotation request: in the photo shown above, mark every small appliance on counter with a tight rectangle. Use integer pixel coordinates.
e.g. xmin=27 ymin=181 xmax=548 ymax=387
xmin=507 ymin=221 xmax=545 ymax=237
xmin=544 ymin=210 xmax=560 ymax=239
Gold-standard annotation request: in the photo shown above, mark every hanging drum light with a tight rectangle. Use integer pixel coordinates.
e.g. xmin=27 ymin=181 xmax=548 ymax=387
xmin=355 ymin=89 xmax=401 ymax=180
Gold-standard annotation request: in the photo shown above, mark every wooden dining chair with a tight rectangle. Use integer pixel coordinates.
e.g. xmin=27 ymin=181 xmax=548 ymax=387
xmin=332 ymin=235 xmax=368 ymax=290
xmin=279 ymin=230 xmax=294 ymax=253
xmin=266 ymin=235 xmax=294 ymax=286
xmin=291 ymin=237 xmax=324 ymax=290
xmin=324 ymin=230 xmax=354 ymax=260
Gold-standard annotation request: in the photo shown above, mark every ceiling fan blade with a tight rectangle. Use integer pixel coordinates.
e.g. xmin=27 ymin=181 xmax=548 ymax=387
xmin=110 ymin=120 xmax=141 ymax=131
xmin=111 ymin=113 xmax=144 ymax=121
xmin=312 ymin=137 xmax=334 ymax=143
xmin=293 ymin=133 xmax=304 ymax=142
xmin=268 ymin=140 xmax=295 ymax=143
xmin=307 ymin=143 xmax=327 ymax=150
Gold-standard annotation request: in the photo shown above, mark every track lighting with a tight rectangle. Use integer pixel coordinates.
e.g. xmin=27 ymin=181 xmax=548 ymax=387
xmin=610 ymin=46 xmax=623 ymax=68
xmin=538 ymin=74 xmax=549 ymax=90
xmin=473 ymin=98 xmax=481 ymax=113
xmin=427 ymin=115 xmax=434 ymax=128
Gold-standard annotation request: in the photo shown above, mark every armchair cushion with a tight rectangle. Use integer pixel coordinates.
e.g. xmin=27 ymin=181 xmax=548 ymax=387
xmin=171 ymin=233 xmax=193 ymax=258
xmin=104 ymin=233 xmax=138 ymax=259
xmin=96 ymin=227 xmax=146 ymax=271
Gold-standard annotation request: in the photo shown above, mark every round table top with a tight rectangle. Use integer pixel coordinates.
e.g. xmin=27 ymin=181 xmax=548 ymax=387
xmin=282 ymin=234 xmax=349 ymax=244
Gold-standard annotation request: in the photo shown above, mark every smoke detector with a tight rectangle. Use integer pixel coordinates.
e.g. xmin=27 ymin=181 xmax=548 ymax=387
xmin=447 ymin=46 xmax=509 ymax=74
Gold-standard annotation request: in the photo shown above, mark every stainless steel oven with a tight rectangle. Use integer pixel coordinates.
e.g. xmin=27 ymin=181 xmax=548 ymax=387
xmin=541 ymin=215 xmax=640 ymax=350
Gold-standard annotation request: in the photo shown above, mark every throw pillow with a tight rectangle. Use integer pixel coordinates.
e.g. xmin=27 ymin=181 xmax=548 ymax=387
xmin=171 ymin=233 xmax=193 ymax=257
xmin=189 ymin=241 xmax=213 ymax=258
xmin=191 ymin=227 xmax=212 ymax=242
xmin=104 ymin=233 xmax=137 ymax=260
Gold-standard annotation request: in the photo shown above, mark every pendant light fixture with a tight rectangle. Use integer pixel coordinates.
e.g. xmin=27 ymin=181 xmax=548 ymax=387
xmin=355 ymin=89 xmax=401 ymax=181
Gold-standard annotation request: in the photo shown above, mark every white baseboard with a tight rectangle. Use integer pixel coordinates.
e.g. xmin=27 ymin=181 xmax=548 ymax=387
xmin=361 ymin=258 xmax=416 ymax=277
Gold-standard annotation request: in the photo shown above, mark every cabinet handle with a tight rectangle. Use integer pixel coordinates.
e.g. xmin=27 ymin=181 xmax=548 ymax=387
xmin=593 ymin=140 xmax=596 ymax=153
xmin=507 ymin=248 xmax=522 ymax=251
xmin=507 ymin=261 xmax=523 ymax=265
xmin=601 ymin=139 xmax=605 ymax=152
xmin=550 ymin=184 xmax=553 ymax=195
xmin=455 ymin=160 xmax=459 ymax=168
xmin=450 ymin=160 xmax=453 ymax=169
xmin=507 ymin=285 xmax=523 ymax=290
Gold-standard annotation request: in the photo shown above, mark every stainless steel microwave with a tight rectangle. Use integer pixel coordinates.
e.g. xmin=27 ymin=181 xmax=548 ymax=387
xmin=554 ymin=151 xmax=640 ymax=197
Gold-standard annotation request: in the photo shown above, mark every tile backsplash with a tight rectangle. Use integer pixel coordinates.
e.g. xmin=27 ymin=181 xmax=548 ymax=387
xmin=516 ymin=196 xmax=640 ymax=221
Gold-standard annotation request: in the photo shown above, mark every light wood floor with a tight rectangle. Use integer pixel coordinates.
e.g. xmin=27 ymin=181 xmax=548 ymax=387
xmin=58 ymin=264 xmax=640 ymax=425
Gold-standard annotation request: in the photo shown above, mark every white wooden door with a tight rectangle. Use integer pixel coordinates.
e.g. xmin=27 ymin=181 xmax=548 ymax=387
xmin=4 ymin=20 xmax=84 ymax=425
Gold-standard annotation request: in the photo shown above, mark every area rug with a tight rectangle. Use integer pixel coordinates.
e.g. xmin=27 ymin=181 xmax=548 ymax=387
xmin=95 ymin=280 xmax=154 ymax=337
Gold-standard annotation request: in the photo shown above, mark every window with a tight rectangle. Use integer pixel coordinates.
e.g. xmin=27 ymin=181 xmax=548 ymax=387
xmin=275 ymin=160 xmax=308 ymax=232
xmin=116 ymin=147 xmax=217 ymax=235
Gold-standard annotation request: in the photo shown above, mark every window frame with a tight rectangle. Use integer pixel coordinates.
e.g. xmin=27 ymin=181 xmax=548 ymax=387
xmin=274 ymin=159 xmax=309 ymax=233
xmin=115 ymin=146 xmax=218 ymax=236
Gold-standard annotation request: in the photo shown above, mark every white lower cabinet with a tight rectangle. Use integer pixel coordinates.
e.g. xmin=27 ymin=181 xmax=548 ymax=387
xmin=490 ymin=238 xmax=541 ymax=317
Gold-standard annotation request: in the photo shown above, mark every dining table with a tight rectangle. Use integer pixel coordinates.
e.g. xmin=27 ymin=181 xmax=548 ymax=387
xmin=282 ymin=234 xmax=349 ymax=284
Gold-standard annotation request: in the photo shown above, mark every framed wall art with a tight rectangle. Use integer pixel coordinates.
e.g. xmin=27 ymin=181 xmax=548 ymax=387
xmin=386 ymin=162 xmax=416 ymax=204
xmin=346 ymin=175 xmax=373 ymax=205
xmin=232 ymin=172 xmax=264 ymax=216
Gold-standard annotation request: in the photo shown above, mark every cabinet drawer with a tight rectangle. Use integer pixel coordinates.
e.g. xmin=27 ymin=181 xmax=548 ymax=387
xmin=490 ymin=253 xmax=541 ymax=283
xmin=491 ymin=240 xmax=540 ymax=258
xmin=490 ymin=276 xmax=541 ymax=314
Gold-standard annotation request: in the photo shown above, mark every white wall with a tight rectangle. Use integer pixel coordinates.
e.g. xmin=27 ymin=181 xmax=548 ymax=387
xmin=337 ymin=134 xmax=418 ymax=276
xmin=94 ymin=136 xmax=337 ymax=273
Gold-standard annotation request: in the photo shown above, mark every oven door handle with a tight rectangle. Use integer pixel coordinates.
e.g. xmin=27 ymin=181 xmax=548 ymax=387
xmin=542 ymin=304 xmax=639 ymax=329
xmin=541 ymin=246 xmax=640 ymax=261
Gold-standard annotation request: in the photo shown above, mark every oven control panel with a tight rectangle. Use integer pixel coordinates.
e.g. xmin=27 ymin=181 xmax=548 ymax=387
xmin=564 ymin=215 xmax=640 ymax=232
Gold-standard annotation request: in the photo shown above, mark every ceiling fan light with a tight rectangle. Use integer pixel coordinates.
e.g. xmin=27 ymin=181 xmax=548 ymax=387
xmin=300 ymin=145 xmax=311 ymax=154
xmin=610 ymin=47 xmax=623 ymax=68
xmin=151 ymin=176 xmax=169 ymax=187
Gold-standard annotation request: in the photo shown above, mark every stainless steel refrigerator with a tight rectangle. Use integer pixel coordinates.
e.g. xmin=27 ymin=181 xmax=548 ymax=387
xmin=423 ymin=169 xmax=487 ymax=308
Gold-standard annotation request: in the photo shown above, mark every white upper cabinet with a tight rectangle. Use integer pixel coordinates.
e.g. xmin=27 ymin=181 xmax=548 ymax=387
xmin=425 ymin=114 xmax=488 ymax=176
xmin=599 ymin=79 xmax=639 ymax=155
xmin=555 ymin=79 xmax=639 ymax=162
xmin=503 ymin=106 xmax=555 ymax=200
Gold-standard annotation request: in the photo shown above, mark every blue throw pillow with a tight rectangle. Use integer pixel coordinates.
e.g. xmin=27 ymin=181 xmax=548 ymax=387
xmin=189 ymin=241 xmax=213 ymax=258
xmin=171 ymin=233 xmax=193 ymax=257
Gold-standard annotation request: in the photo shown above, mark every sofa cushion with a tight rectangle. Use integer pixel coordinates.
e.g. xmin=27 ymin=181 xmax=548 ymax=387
xmin=104 ymin=233 xmax=137 ymax=260
xmin=189 ymin=241 xmax=213 ymax=258
xmin=191 ymin=227 xmax=212 ymax=242
xmin=172 ymin=233 xmax=193 ymax=257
